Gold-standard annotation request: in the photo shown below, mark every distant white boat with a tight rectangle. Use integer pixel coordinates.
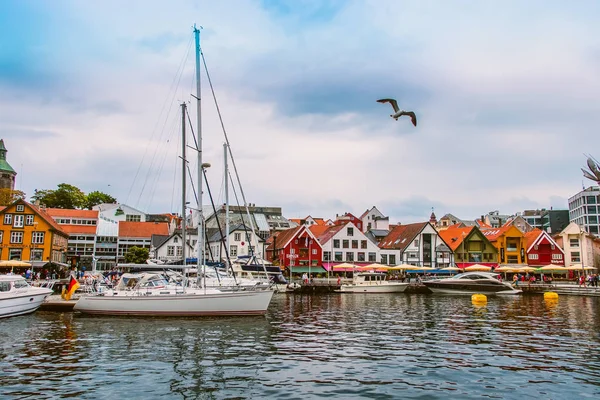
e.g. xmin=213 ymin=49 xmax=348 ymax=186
xmin=337 ymin=271 xmax=409 ymax=293
xmin=0 ymin=275 xmax=53 ymax=318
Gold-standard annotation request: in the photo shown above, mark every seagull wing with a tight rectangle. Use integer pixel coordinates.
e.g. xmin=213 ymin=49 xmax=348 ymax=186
xmin=377 ymin=98 xmax=399 ymax=113
xmin=404 ymin=111 xmax=417 ymax=127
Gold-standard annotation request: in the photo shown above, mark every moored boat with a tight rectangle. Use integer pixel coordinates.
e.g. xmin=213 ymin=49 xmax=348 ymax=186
xmin=422 ymin=272 xmax=522 ymax=295
xmin=0 ymin=275 xmax=53 ymax=318
xmin=337 ymin=271 xmax=409 ymax=293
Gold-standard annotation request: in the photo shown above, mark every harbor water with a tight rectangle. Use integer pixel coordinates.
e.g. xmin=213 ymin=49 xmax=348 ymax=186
xmin=1 ymin=293 xmax=600 ymax=399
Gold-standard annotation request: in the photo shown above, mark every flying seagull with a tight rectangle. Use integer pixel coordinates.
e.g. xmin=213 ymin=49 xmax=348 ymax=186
xmin=377 ymin=98 xmax=417 ymax=126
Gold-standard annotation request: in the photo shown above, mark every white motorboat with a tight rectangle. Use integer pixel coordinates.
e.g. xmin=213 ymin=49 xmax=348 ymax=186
xmin=73 ymin=273 xmax=274 ymax=316
xmin=337 ymin=272 xmax=409 ymax=293
xmin=0 ymin=275 xmax=53 ymax=318
xmin=422 ymin=272 xmax=522 ymax=295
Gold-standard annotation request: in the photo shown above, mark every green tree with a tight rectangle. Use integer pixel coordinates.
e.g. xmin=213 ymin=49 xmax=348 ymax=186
xmin=124 ymin=246 xmax=149 ymax=264
xmin=0 ymin=189 xmax=25 ymax=206
xmin=31 ymin=183 xmax=88 ymax=209
xmin=85 ymin=191 xmax=117 ymax=209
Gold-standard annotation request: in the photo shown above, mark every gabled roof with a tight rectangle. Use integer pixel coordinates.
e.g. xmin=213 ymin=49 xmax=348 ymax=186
xmin=438 ymin=226 xmax=475 ymax=252
xmin=265 ymin=226 xmax=303 ymax=251
xmin=118 ymin=221 xmax=169 ymax=238
xmin=151 ymin=234 xmax=170 ymax=248
xmin=480 ymin=225 xmax=524 ymax=241
xmin=309 ymin=224 xmax=330 ymax=238
xmin=3 ymin=199 xmax=69 ymax=236
xmin=525 ymin=229 xmax=565 ymax=254
xmin=315 ymin=224 xmax=345 ymax=245
xmin=379 ymin=222 xmax=428 ymax=250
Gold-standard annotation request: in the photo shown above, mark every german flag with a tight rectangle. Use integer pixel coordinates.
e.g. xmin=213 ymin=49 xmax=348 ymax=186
xmin=62 ymin=276 xmax=80 ymax=301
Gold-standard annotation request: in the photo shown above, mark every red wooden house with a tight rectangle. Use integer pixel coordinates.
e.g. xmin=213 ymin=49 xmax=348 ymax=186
xmin=265 ymin=225 xmax=323 ymax=274
xmin=524 ymin=228 xmax=565 ymax=267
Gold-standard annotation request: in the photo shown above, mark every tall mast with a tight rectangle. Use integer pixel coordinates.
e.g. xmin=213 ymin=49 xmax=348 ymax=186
xmin=224 ymin=143 xmax=230 ymax=264
xmin=181 ymin=102 xmax=187 ymax=270
xmin=194 ymin=25 xmax=204 ymax=282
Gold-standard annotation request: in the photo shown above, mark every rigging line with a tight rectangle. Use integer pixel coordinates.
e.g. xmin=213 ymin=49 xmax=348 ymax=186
xmin=146 ymin=114 xmax=180 ymax=212
xmin=203 ymin=168 xmax=238 ymax=282
xmin=169 ymin=123 xmax=181 ymax=213
xmin=136 ymin=61 xmax=191 ymax=209
xmin=126 ymin=34 xmax=194 ymax=206
xmin=185 ymin=163 xmax=199 ymax=206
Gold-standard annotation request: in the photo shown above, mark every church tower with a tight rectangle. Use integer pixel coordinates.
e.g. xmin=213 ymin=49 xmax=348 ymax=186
xmin=0 ymin=139 xmax=17 ymax=191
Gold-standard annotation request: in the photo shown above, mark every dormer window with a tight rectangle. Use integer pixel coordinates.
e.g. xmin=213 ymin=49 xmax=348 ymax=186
xmin=16 ymin=205 xmax=24 ymax=212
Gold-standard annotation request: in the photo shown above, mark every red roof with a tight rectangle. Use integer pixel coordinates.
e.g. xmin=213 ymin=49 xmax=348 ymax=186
xmin=438 ymin=226 xmax=475 ymax=251
xmin=118 ymin=221 xmax=169 ymax=238
xmin=309 ymin=225 xmax=330 ymax=238
xmin=480 ymin=226 xmax=510 ymax=241
xmin=524 ymin=228 xmax=543 ymax=249
xmin=265 ymin=226 xmax=303 ymax=251
xmin=45 ymin=208 xmax=99 ymax=218
xmin=379 ymin=222 xmax=428 ymax=250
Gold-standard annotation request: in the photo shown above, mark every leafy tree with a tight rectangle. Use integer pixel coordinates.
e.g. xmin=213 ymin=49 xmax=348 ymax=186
xmin=124 ymin=246 xmax=149 ymax=264
xmin=0 ymin=189 xmax=25 ymax=206
xmin=31 ymin=183 xmax=88 ymax=209
xmin=85 ymin=191 xmax=117 ymax=209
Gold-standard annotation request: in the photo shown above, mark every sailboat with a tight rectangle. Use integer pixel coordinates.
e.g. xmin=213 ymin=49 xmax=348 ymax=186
xmin=73 ymin=26 xmax=274 ymax=316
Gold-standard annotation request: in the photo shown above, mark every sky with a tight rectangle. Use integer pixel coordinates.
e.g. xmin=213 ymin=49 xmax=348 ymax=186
xmin=2 ymin=0 xmax=600 ymax=224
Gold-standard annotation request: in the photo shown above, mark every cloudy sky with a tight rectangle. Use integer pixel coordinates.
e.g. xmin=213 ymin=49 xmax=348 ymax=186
xmin=2 ymin=0 xmax=599 ymax=224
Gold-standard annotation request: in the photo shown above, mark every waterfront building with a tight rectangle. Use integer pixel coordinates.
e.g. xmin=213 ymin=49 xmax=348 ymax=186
xmin=438 ymin=226 xmax=497 ymax=269
xmin=523 ymin=228 xmax=565 ymax=267
xmin=521 ymin=209 xmax=570 ymax=234
xmin=93 ymin=202 xmax=148 ymax=223
xmin=0 ymin=139 xmax=16 ymax=191
xmin=117 ymin=221 xmax=169 ymax=263
xmin=288 ymin=216 xmax=333 ymax=228
xmin=359 ymin=206 xmax=389 ymax=233
xmin=203 ymin=204 xmax=292 ymax=241
xmin=481 ymin=210 xmax=512 ymax=228
xmin=265 ymin=225 xmax=324 ymax=275
xmin=315 ymin=222 xmax=380 ymax=268
xmin=334 ymin=212 xmax=363 ymax=231
xmin=481 ymin=225 xmax=527 ymax=266
xmin=568 ymin=186 xmax=600 ymax=235
xmin=553 ymin=222 xmax=600 ymax=268
xmin=45 ymin=207 xmax=99 ymax=270
xmin=0 ymin=199 xmax=68 ymax=269
xmin=501 ymin=215 xmax=534 ymax=233
xmin=436 ymin=213 xmax=463 ymax=230
xmin=150 ymin=230 xmax=195 ymax=263
xmin=206 ymin=223 xmax=265 ymax=263
xmin=379 ymin=222 xmax=450 ymax=267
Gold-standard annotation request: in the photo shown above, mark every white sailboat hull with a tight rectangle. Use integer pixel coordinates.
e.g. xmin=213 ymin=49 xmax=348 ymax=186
xmin=73 ymin=289 xmax=274 ymax=316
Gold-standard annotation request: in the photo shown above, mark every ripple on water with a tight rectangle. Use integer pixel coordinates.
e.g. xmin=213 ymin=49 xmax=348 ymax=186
xmin=0 ymin=294 xmax=599 ymax=399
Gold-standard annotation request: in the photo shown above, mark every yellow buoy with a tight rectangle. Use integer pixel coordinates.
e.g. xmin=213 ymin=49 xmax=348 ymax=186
xmin=471 ymin=293 xmax=487 ymax=304
xmin=544 ymin=291 xmax=559 ymax=300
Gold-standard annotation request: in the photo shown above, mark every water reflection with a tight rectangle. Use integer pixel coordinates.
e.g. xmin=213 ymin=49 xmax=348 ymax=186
xmin=0 ymin=294 xmax=599 ymax=399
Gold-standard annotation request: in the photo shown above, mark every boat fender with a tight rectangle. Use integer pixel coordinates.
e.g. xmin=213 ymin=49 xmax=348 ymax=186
xmin=471 ymin=293 xmax=487 ymax=304
xmin=544 ymin=292 xmax=559 ymax=300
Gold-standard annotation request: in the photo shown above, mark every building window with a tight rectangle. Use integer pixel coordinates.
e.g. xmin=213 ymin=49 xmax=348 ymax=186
xmin=507 ymin=255 xmax=519 ymax=263
xmin=381 ymin=254 xmax=388 ymax=264
xmin=16 ymin=205 xmax=25 ymax=212
xmin=342 ymin=240 xmax=349 ymax=249
xmin=414 ymin=239 xmax=419 ymax=247
xmin=31 ymin=232 xmax=45 ymax=244
xmin=569 ymin=238 xmax=579 ymax=248
xmin=346 ymin=252 xmax=354 ymax=262
xmin=230 ymin=245 xmax=238 ymax=257
xmin=125 ymin=214 xmax=141 ymax=222
xmin=25 ymin=215 xmax=34 ymax=225
xmin=10 ymin=231 xmax=23 ymax=244
xmin=368 ymin=252 xmax=376 ymax=262
xmin=357 ymin=252 xmax=365 ymax=262
xmin=528 ymin=254 xmax=539 ymax=260
xmin=506 ymin=241 xmax=518 ymax=252
xmin=347 ymin=227 xmax=354 ymax=236
xmin=571 ymin=252 xmax=580 ymax=263
xmin=334 ymin=252 xmax=343 ymax=261
xmin=176 ymin=247 xmax=182 ymax=257
xmin=389 ymin=255 xmax=396 ymax=265
xmin=312 ymin=248 xmax=317 ymax=255
xmin=31 ymin=249 xmax=43 ymax=261
xmin=324 ymin=251 xmax=331 ymax=261
xmin=234 ymin=233 xmax=241 ymax=241
xmin=4 ymin=214 xmax=12 ymax=225
xmin=552 ymin=254 xmax=563 ymax=260
xmin=361 ymin=240 xmax=367 ymax=249
xmin=352 ymin=240 xmax=358 ymax=249
xmin=0 ymin=231 xmax=2 ymax=243
xmin=9 ymin=248 xmax=22 ymax=260
xmin=167 ymin=246 xmax=175 ymax=256
xmin=333 ymin=239 xmax=340 ymax=248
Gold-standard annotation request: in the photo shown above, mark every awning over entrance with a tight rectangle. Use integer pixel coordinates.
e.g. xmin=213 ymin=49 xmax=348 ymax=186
xmin=290 ymin=266 xmax=327 ymax=274
xmin=30 ymin=261 xmax=70 ymax=269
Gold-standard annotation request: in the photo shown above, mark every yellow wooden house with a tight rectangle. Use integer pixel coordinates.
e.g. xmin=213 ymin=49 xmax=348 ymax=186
xmin=0 ymin=199 xmax=69 ymax=269
xmin=481 ymin=225 xmax=527 ymax=265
